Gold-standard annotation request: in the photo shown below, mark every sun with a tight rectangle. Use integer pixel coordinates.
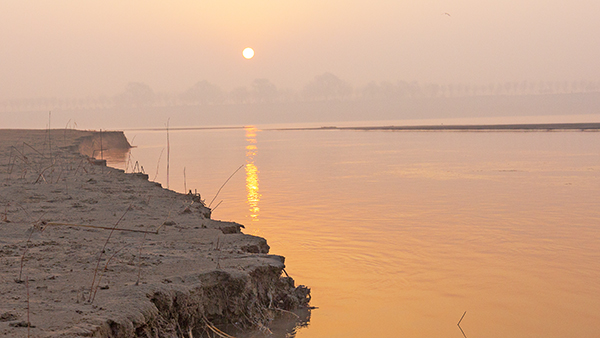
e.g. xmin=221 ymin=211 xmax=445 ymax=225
xmin=242 ymin=47 xmax=254 ymax=59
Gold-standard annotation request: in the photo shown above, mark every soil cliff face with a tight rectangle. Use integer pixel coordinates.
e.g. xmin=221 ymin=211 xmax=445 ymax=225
xmin=0 ymin=129 xmax=310 ymax=338
xmin=77 ymin=131 xmax=132 ymax=158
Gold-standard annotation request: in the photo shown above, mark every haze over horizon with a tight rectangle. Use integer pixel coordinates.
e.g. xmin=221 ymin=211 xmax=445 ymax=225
xmin=2 ymin=1 xmax=600 ymax=101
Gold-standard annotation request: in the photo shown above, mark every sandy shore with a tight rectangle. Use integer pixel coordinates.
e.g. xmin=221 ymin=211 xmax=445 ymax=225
xmin=0 ymin=129 xmax=309 ymax=337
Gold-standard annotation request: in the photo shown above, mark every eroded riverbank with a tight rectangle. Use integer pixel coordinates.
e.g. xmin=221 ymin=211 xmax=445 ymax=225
xmin=0 ymin=129 xmax=310 ymax=337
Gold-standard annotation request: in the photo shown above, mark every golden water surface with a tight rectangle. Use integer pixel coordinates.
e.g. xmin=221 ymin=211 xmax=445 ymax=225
xmin=115 ymin=127 xmax=600 ymax=338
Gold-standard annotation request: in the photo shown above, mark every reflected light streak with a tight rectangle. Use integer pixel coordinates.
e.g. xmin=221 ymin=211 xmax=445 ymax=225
xmin=245 ymin=126 xmax=260 ymax=221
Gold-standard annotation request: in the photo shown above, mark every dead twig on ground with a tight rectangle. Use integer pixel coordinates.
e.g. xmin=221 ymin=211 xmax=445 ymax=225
xmin=45 ymin=222 xmax=156 ymax=234
xmin=154 ymin=210 xmax=172 ymax=234
xmin=34 ymin=164 xmax=55 ymax=184
xmin=9 ymin=145 xmax=29 ymax=164
xmin=22 ymin=142 xmax=44 ymax=157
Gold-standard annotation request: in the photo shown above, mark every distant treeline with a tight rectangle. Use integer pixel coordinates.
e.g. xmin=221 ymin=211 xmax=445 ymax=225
xmin=2 ymin=72 xmax=600 ymax=112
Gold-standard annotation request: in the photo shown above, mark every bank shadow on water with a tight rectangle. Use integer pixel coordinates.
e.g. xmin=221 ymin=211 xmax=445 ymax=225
xmin=77 ymin=130 xmax=132 ymax=165
xmin=233 ymin=308 xmax=311 ymax=338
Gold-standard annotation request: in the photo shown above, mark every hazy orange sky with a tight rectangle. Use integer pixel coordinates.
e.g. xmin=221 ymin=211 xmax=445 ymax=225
xmin=2 ymin=0 xmax=599 ymax=100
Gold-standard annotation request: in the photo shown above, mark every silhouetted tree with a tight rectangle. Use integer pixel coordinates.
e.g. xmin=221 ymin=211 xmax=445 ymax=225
xmin=302 ymin=72 xmax=353 ymax=101
xmin=251 ymin=79 xmax=278 ymax=103
xmin=361 ymin=81 xmax=381 ymax=99
xmin=180 ymin=80 xmax=224 ymax=105
xmin=229 ymin=86 xmax=250 ymax=104
xmin=114 ymin=82 xmax=155 ymax=107
xmin=396 ymin=81 xmax=415 ymax=98
xmin=423 ymin=83 xmax=441 ymax=97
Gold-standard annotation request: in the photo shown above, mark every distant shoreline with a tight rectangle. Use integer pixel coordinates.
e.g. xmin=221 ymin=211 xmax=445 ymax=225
xmin=267 ymin=122 xmax=600 ymax=132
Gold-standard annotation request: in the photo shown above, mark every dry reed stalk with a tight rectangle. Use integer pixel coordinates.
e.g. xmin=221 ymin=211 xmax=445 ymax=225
xmin=74 ymin=158 xmax=89 ymax=176
xmin=12 ymin=145 xmax=29 ymax=160
xmin=135 ymin=231 xmax=148 ymax=286
xmin=23 ymin=142 xmax=44 ymax=157
xmin=64 ymin=119 xmax=72 ymax=146
xmin=153 ymin=148 xmax=165 ymax=181
xmin=33 ymin=164 xmax=55 ymax=184
xmin=64 ymin=173 xmax=69 ymax=195
xmin=6 ymin=147 xmax=15 ymax=178
xmin=88 ymin=205 xmax=131 ymax=302
xmin=211 ymin=200 xmax=223 ymax=212
xmin=132 ymin=161 xmax=142 ymax=174
xmin=99 ymin=129 xmax=104 ymax=160
xmin=154 ymin=210 xmax=172 ymax=234
xmin=48 ymin=111 xmax=53 ymax=164
xmin=7 ymin=148 xmax=34 ymax=180
xmin=458 ymin=311 xmax=467 ymax=338
xmin=183 ymin=167 xmax=187 ymax=193
xmin=125 ymin=152 xmax=132 ymax=173
xmin=26 ymin=272 xmax=30 ymax=338
xmin=208 ymin=164 xmax=244 ymax=208
xmin=17 ymin=226 xmax=37 ymax=283
xmin=1 ymin=204 xmax=7 ymax=223
xmin=99 ymin=129 xmax=104 ymax=174
xmin=8 ymin=146 xmax=29 ymax=176
xmin=15 ymin=203 xmax=32 ymax=222
xmin=45 ymin=222 xmax=156 ymax=234
xmin=270 ymin=307 xmax=300 ymax=319
xmin=214 ymin=238 xmax=222 ymax=269
xmin=256 ymin=322 xmax=273 ymax=335
xmin=17 ymin=220 xmax=51 ymax=282
xmin=54 ymin=167 xmax=64 ymax=184
xmin=202 ymin=317 xmax=237 ymax=338
xmin=166 ymin=118 xmax=170 ymax=190
xmin=90 ymin=243 xmax=131 ymax=303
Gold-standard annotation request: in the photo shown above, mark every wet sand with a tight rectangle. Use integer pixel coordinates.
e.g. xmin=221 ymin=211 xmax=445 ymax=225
xmin=0 ymin=129 xmax=309 ymax=337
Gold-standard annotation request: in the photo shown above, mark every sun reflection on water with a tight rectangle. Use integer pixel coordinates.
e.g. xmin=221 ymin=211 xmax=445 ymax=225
xmin=245 ymin=126 xmax=260 ymax=222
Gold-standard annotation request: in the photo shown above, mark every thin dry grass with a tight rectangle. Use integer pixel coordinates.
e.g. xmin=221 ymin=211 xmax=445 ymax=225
xmin=88 ymin=205 xmax=132 ymax=303
xmin=208 ymin=164 xmax=244 ymax=208
xmin=90 ymin=243 xmax=132 ymax=303
xmin=166 ymin=118 xmax=170 ymax=189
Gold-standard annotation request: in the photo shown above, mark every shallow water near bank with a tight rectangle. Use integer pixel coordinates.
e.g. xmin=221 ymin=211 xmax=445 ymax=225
xmin=110 ymin=124 xmax=600 ymax=338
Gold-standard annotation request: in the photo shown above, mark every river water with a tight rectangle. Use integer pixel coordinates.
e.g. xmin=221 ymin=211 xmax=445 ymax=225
xmin=109 ymin=124 xmax=600 ymax=338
